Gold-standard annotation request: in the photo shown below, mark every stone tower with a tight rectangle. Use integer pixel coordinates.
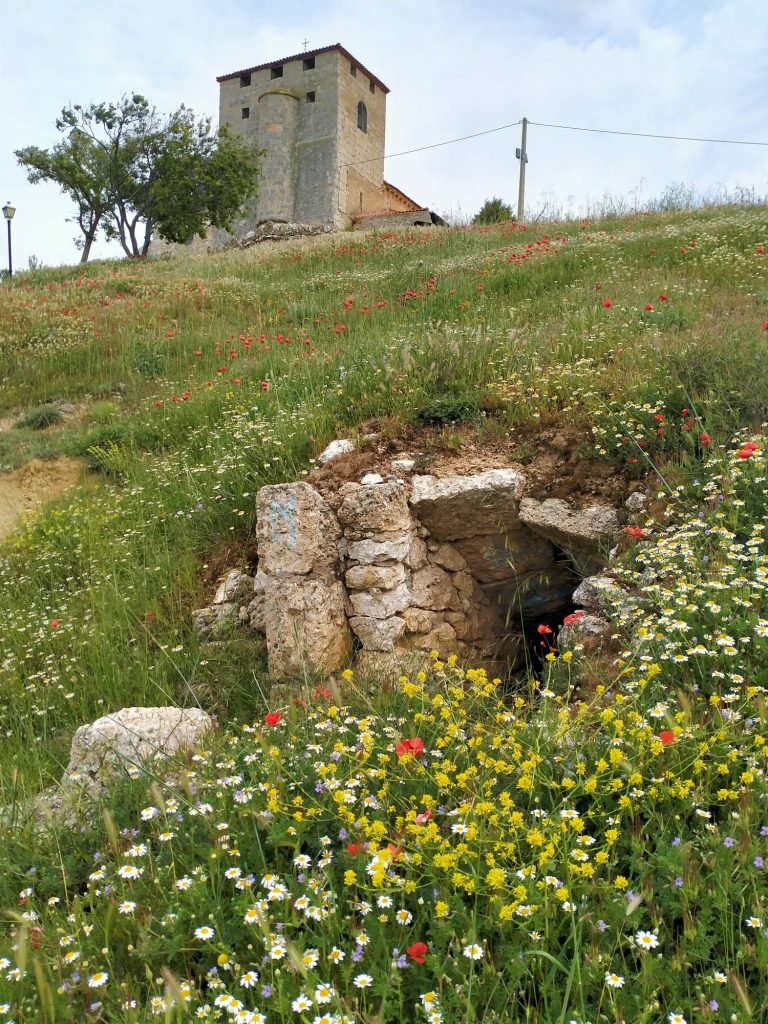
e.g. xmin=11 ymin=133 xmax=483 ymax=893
xmin=217 ymin=44 xmax=423 ymax=230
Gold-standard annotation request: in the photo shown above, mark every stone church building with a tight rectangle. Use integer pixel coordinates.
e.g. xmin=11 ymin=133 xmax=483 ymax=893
xmin=217 ymin=43 xmax=433 ymax=231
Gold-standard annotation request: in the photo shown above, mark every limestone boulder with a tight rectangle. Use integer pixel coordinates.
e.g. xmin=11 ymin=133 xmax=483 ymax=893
xmin=405 ymin=537 xmax=428 ymax=570
xmin=66 ymin=707 xmax=213 ymax=787
xmin=349 ymin=614 xmax=406 ymax=651
xmin=572 ymin=574 xmax=639 ymax=615
xmin=410 ymin=566 xmax=460 ymax=611
xmin=263 ymin=574 xmax=352 ymax=679
xmin=337 ymin=480 xmax=412 ymax=535
xmin=256 ymin=482 xmax=341 ymax=576
xmin=410 ymin=469 xmax=527 ymax=540
xmin=518 ymin=498 xmax=621 ymax=568
xmin=558 ymin=612 xmax=612 ymax=646
xmin=244 ymin=569 xmax=269 ymax=634
xmin=349 ymin=582 xmax=410 ymax=619
xmin=345 ymin=563 xmax=406 ymax=591
xmin=428 ymin=542 xmax=467 ymax=572
xmin=402 ymin=607 xmax=444 ymax=634
xmin=212 ymin=569 xmax=254 ymax=606
xmin=347 ymin=532 xmax=413 ymax=565
xmin=192 ymin=603 xmax=238 ymax=638
xmin=317 ymin=438 xmax=355 ymax=465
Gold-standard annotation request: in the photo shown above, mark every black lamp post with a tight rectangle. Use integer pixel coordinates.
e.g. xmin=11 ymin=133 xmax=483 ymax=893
xmin=2 ymin=202 xmax=15 ymax=277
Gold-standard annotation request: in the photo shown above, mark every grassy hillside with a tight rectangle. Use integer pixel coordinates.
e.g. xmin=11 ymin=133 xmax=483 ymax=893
xmin=0 ymin=206 xmax=766 ymax=1022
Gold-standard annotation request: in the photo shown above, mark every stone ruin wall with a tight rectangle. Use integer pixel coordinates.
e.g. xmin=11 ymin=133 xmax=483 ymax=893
xmin=194 ymin=464 xmax=629 ymax=681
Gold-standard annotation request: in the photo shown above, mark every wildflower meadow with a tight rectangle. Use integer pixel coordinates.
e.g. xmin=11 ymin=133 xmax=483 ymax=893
xmin=0 ymin=203 xmax=766 ymax=1022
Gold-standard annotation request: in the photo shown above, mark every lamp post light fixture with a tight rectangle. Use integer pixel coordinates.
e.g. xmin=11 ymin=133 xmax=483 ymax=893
xmin=2 ymin=202 xmax=15 ymax=277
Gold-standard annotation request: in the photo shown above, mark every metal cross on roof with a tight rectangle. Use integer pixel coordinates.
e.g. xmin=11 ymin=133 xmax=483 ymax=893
xmin=302 ymin=38 xmax=309 ymax=51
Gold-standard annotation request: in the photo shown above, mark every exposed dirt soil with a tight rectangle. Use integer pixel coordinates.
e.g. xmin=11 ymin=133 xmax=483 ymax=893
xmin=309 ymin=418 xmax=642 ymax=509
xmin=0 ymin=457 xmax=88 ymax=540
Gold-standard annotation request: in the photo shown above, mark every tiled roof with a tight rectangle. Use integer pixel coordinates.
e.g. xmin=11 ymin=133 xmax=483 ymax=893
xmin=217 ymin=44 xmax=390 ymax=94
xmin=382 ymin=181 xmax=423 ymax=212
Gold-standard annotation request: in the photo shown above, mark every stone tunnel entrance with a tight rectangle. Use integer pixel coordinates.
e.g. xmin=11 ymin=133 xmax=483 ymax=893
xmin=194 ymin=468 xmax=626 ymax=684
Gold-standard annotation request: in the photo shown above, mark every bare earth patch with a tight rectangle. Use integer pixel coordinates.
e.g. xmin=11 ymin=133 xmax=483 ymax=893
xmin=0 ymin=457 xmax=87 ymax=540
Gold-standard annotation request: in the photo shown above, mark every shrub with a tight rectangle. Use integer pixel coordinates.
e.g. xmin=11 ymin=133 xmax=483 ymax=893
xmin=13 ymin=405 xmax=63 ymax=430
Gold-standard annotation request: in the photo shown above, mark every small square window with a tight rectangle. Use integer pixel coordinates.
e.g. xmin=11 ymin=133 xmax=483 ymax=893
xmin=369 ymin=80 xmax=375 ymax=94
xmin=349 ymin=63 xmax=357 ymax=77
xmin=241 ymin=107 xmax=250 ymax=119
xmin=303 ymin=56 xmax=315 ymax=70
xmin=306 ymin=91 xmax=316 ymax=103
xmin=240 ymin=73 xmax=251 ymax=87
xmin=271 ymin=65 xmax=283 ymax=79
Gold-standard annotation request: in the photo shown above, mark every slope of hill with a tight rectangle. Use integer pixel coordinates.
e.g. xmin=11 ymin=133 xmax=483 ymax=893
xmin=0 ymin=207 xmax=766 ymax=1022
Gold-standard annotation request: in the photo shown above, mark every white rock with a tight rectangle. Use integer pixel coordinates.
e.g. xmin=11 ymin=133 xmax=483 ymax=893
xmin=263 ymin=573 xmax=352 ymax=679
xmin=345 ymin=563 xmax=406 ymax=590
xmin=572 ymin=574 xmax=639 ymax=614
xmin=192 ymin=604 xmax=238 ymax=638
xmin=66 ymin=707 xmax=213 ymax=786
xmin=349 ymin=614 xmax=406 ymax=650
xmin=625 ymin=491 xmax=648 ymax=513
xmin=317 ymin=438 xmax=356 ymax=465
xmin=391 ymin=458 xmax=416 ymax=472
xmin=518 ymin=498 xmax=621 ymax=562
xmin=360 ymin=472 xmax=384 ymax=485
xmin=213 ymin=568 xmax=254 ymax=606
xmin=256 ymin=482 xmax=341 ymax=576
xmin=347 ymin=532 xmax=413 ymax=565
xmin=338 ymin=480 xmax=412 ymax=535
xmin=349 ymin=582 xmax=410 ymax=619
xmin=410 ymin=469 xmax=527 ymax=540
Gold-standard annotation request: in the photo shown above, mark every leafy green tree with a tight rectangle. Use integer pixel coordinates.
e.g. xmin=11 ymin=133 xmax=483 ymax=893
xmin=472 ymin=197 xmax=514 ymax=225
xmin=16 ymin=94 xmax=260 ymax=260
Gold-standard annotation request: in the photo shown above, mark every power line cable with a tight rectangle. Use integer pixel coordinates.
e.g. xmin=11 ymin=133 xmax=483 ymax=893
xmin=343 ymin=117 xmax=768 ymax=170
xmin=528 ymin=119 xmax=768 ymax=147
xmin=341 ymin=119 xmax=522 ymax=168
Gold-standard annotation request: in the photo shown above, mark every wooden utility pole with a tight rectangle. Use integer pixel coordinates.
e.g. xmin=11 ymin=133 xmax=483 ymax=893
xmin=516 ymin=117 xmax=528 ymax=222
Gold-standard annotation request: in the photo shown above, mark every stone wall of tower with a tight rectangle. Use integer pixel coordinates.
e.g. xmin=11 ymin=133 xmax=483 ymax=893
xmin=334 ymin=57 xmax=388 ymax=222
xmin=219 ymin=50 xmax=351 ymax=225
xmin=218 ymin=48 xmax=391 ymax=228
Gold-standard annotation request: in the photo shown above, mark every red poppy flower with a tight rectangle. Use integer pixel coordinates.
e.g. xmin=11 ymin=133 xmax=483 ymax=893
xmin=260 ymin=380 xmax=270 ymax=391
xmin=406 ymin=941 xmax=428 ymax=964
xmin=346 ymin=842 xmax=363 ymax=855
xmin=737 ymin=449 xmax=755 ymax=459
xmin=562 ymin=611 xmax=584 ymax=627
xmin=659 ymin=730 xmax=675 ymax=745
xmin=644 ymin=303 xmax=654 ymax=311
xmin=415 ymin=808 xmax=433 ymax=825
xmin=699 ymin=432 xmax=711 ymax=446
xmin=537 ymin=623 xmax=553 ymax=635
xmin=396 ymin=737 xmax=425 ymax=758
xmin=658 ymin=292 xmax=668 ymax=301
xmin=312 ymin=686 xmax=331 ymax=701
xmin=625 ymin=526 xmax=646 ymax=539
xmin=601 ymin=298 xmax=613 ymax=308
xmin=264 ymin=711 xmax=281 ymax=726
xmin=49 ymin=619 xmax=60 ymax=629
xmin=757 ymin=246 xmax=764 ymax=254
xmin=763 ymin=321 xmax=768 ymax=331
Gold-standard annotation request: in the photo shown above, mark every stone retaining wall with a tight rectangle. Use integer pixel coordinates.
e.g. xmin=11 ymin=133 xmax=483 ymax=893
xmin=194 ymin=465 xmax=625 ymax=680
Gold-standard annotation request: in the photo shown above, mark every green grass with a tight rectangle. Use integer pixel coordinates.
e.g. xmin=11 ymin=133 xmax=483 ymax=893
xmin=0 ymin=204 xmax=766 ymax=1021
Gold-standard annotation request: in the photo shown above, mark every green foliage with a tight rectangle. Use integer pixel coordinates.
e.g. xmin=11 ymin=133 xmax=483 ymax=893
xmin=16 ymin=95 xmax=260 ymax=260
xmin=415 ymin=396 xmax=480 ymax=425
xmin=472 ymin=196 xmax=514 ymax=224
xmin=13 ymin=406 xmax=63 ymax=430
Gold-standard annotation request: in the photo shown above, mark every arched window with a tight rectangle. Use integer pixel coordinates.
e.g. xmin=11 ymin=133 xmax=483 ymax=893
xmin=357 ymin=101 xmax=367 ymax=133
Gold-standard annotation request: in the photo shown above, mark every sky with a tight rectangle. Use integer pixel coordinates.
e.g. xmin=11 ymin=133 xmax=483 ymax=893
xmin=2 ymin=0 xmax=767 ymax=270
